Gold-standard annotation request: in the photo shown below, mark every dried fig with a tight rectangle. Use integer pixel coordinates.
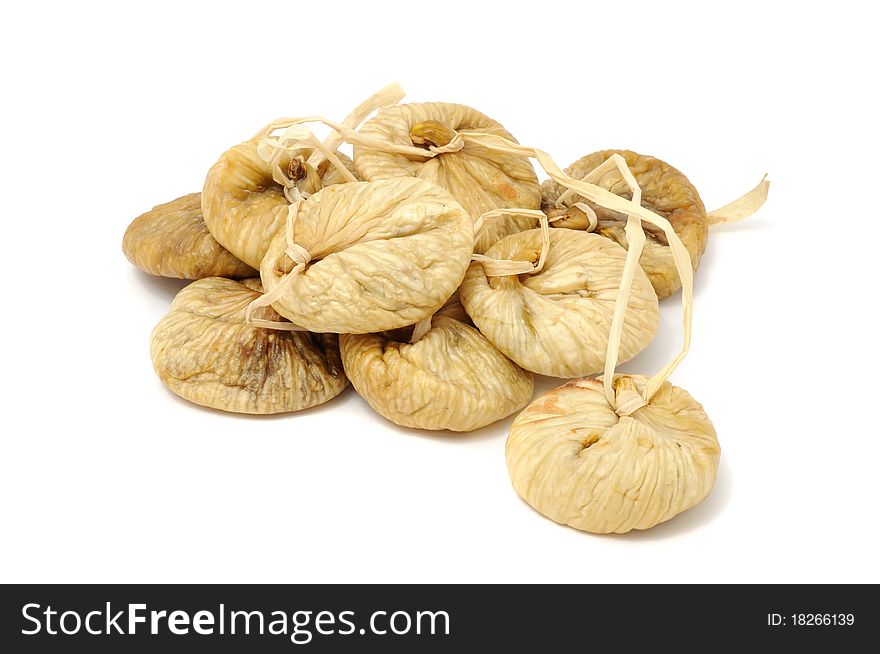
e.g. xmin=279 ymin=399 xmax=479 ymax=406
xmin=340 ymin=313 xmax=533 ymax=432
xmin=260 ymin=177 xmax=474 ymax=334
xmin=506 ymin=375 xmax=719 ymax=534
xmin=150 ymin=277 xmax=346 ymax=414
xmin=459 ymin=228 xmax=659 ymax=377
xmin=122 ymin=193 xmax=254 ymax=279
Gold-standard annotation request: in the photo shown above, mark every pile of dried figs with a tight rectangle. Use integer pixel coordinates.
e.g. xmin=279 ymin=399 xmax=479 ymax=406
xmin=124 ymin=84 xmax=768 ymax=534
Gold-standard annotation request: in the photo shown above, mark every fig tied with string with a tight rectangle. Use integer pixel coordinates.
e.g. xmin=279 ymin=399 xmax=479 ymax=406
xmin=354 ymin=102 xmax=544 ymax=253
xmin=461 ymin=209 xmax=660 ymax=378
xmin=500 ymin=141 xmax=728 ymax=533
xmin=248 ymin=176 xmax=475 ymax=335
xmin=201 ymin=83 xmax=406 ymax=269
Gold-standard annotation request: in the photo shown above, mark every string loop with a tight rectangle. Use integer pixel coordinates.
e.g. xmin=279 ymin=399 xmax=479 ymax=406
xmin=472 ymin=211 xmax=550 ymax=277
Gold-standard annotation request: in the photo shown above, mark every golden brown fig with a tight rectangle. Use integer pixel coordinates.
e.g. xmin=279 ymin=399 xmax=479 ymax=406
xmin=202 ymin=140 xmax=356 ymax=268
xmin=353 ymin=102 xmax=541 ymax=253
xmin=340 ymin=314 xmax=533 ymax=432
xmin=150 ymin=277 xmax=347 ymax=414
xmin=506 ymin=375 xmax=720 ymax=534
xmin=459 ymin=228 xmax=659 ymax=377
xmin=260 ymin=178 xmax=474 ymax=334
xmin=542 ymin=150 xmax=708 ymax=299
xmin=122 ymin=193 xmax=255 ymax=279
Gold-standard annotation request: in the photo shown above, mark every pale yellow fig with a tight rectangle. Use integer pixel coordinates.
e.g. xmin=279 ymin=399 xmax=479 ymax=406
xmin=506 ymin=375 xmax=719 ymax=534
xmin=340 ymin=309 xmax=533 ymax=432
xmin=542 ymin=150 xmax=707 ymax=299
xmin=150 ymin=277 xmax=346 ymax=414
xmin=201 ymin=140 xmax=356 ymax=268
xmin=122 ymin=193 xmax=255 ymax=279
xmin=353 ymin=102 xmax=541 ymax=253
xmin=459 ymin=228 xmax=659 ymax=377
xmin=260 ymin=177 xmax=474 ymax=334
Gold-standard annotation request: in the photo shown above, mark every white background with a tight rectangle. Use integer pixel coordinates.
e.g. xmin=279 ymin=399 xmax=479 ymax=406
xmin=1 ymin=0 xmax=878 ymax=584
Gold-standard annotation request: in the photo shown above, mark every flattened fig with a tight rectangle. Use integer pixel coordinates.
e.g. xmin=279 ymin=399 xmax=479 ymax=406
xmin=150 ymin=277 xmax=347 ymax=414
xmin=507 ymin=375 xmax=719 ymax=534
xmin=341 ymin=316 xmax=533 ymax=432
xmin=460 ymin=228 xmax=659 ymax=378
xmin=122 ymin=193 xmax=255 ymax=279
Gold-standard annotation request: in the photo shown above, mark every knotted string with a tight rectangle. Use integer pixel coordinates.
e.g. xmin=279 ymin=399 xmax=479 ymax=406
xmin=471 ymin=209 xmax=550 ymax=277
xmin=708 ymin=175 xmax=770 ymax=224
xmin=258 ymin=125 xmax=357 ymax=190
xmin=257 ymin=114 xmax=464 ymax=162
xmin=243 ymin=192 xmax=311 ymax=332
xmin=243 ymin=83 xmax=408 ymax=331
xmin=407 ymin=208 xmax=546 ymax=344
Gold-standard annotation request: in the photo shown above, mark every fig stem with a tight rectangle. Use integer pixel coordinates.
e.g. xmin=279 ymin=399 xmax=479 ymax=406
xmin=410 ymin=120 xmax=456 ymax=149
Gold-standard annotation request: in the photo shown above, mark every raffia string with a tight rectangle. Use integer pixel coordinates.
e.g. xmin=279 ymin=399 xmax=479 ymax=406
xmin=542 ymin=153 xmax=650 ymax=413
xmin=548 ymin=154 xmax=647 ymax=413
xmin=552 ymin=154 xmax=643 ymax=233
xmin=554 ymin=163 xmax=769 ymax=230
xmin=256 ymin=114 xmax=464 ymax=161
xmin=554 ymin=153 xmax=638 ymax=209
xmin=408 ymin=208 xmax=547 ymax=344
xmin=708 ymin=175 xmax=770 ymax=224
xmin=472 ymin=207 xmax=544 ymax=236
xmin=306 ymin=82 xmax=405 ymax=169
xmin=254 ymin=82 xmax=409 ymax=193
xmin=259 ymin=125 xmax=358 ymax=189
xmin=597 ymin=203 xmax=648 ymax=414
xmin=409 ymin=316 xmax=434 ymax=344
xmin=243 ymin=193 xmax=311 ymax=332
xmin=252 ymin=82 xmax=404 ymax=142
xmin=472 ymin=209 xmax=550 ymax=276
xmin=408 ymin=299 xmax=467 ymax=344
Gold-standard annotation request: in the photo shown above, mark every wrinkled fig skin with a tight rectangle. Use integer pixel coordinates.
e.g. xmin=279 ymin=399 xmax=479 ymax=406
xmin=202 ymin=139 xmax=356 ymax=268
xmin=507 ymin=376 xmax=719 ymax=534
xmin=542 ymin=150 xmax=708 ymax=299
xmin=261 ymin=178 xmax=474 ymax=334
xmin=459 ymin=229 xmax=659 ymax=377
xmin=353 ymin=103 xmax=542 ymax=253
xmin=340 ymin=316 xmax=533 ymax=432
xmin=150 ymin=278 xmax=347 ymax=414
xmin=122 ymin=193 xmax=255 ymax=279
